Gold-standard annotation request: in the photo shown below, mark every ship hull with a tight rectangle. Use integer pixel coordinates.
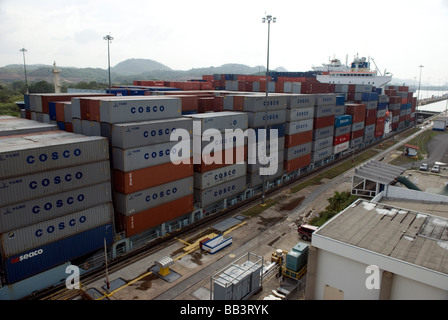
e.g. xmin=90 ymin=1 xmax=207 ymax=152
xmin=316 ymin=74 xmax=392 ymax=87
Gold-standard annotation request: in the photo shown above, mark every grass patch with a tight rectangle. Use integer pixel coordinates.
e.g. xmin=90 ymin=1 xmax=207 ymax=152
xmin=289 ymin=149 xmax=379 ymax=194
xmin=243 ymin=199 xmax=278 ymax=218
xmin=0 ymin=102 xmax=21 ymax=117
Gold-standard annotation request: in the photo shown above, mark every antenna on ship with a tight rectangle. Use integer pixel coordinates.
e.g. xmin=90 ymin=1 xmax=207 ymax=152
xmin=51 ymin=61 xmax=62 ymax=93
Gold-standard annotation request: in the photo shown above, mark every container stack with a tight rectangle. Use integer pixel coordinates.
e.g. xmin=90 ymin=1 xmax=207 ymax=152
xmin=100 ymin=96 xmax=194 ymax=238
xmin=237 ymin=95 xmax=287 ymax=187
xmin=0 ymin=116 xmax=58 ymax=136
xmin=185 ymin=112 xmax=248 ymax=209
xmin=375 ymin=94 xmax=389 ymax=138
xmin=284 ymin=94 xmax=314 ymax=173
xmin=355 ymin=92 xmax=379 ymax=144
xmin=0 ymin=131 xmax=113 ymax=284
xmin=333 ymin=114 xmax=352 ymax=154
xmin=345 ymin=103 xmax=367 ymax=148
xmin=311 ymin=94 xmax=336 ymax=163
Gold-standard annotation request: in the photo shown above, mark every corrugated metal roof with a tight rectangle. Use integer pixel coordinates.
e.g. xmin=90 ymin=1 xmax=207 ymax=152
xmin=315 ymin=199 xmax=448 ymax=275
xmin=354 ymin=160 xmax=405 ymax=185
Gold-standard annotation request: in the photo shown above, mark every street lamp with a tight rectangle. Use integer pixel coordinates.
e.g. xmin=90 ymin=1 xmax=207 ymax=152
xmin=417 ymin=65 xmax=424 ymax=109
xmin=260 ymin=14 xmax=276 ymax=207
xmin=103 ymin=34 xmax=114 ymax=90
xmin=20 ymin=47 xmax=29 ymax=94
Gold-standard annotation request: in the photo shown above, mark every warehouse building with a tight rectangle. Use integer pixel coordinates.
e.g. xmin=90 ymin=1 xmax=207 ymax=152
xmin=305 ymin=192 xmax=448 ymax=300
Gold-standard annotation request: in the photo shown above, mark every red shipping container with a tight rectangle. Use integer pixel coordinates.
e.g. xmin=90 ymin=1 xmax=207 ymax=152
xmin=351 ymin=129 xmax=364 ymax=140
xmin=284 ymin=131 xmax=313 ymax=148
xmin=345 ymin=103 xmax=366 ymax=123
xmin=334 ymin=133 xmax=350 ymax=145
xmin=55 ymin=102 xmax=66 ymax=122
xmin=213 ymin=96 xmax=224 ymax=112
xmin=194 ymin=146 xmax=247 ymax=173
xmin=198 ymin=97 xmax=215 ymax=113
xmin=64 ymin=122 xmax=73 ymax=132
xmin=117 ymin=195 xmax=194 ymax=237
xmin=113 ymin=159 xmax=193 ymax=194
xmin=365 ymin=109 xmax=377 ymax=125
xmin=313 ymin=115 xmax=335 ymax=129
xmin=376 ymin=117 xmax=385 ymax=126
xmin=284 ymin=154 xmax=311 ymax=173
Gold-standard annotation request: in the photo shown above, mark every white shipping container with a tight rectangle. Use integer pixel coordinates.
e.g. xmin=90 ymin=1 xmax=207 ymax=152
xmin=286 ymin=106 xmax=314 ymax=122
xmin=81 ymin=120 xmax=101 ymax=136
xmin=0 ymin=160 xmax=111 ymax=207
xmin=284 ymin=119 xmax=314 ymax=135
xmin=247 ymin=150 xmax=284 ymax=173
xmin=112 ymin=140 xmax=192 ymax=172
xmin=287 ymin=94 xmax=315 ymax=109
xmin=334 ymin=124 xmax=351 ymax=137
xmin=247 ymin=109 xmax=286 ymax=127
xmin=351 ymin=121 xmax=365 ymax=132
xmin=311 ymin=146 xmax=333 ymax=163
xmin=194 ymin=163 xmax=247 ymax=190
xmin=312 ymin=126 xmax=333 ymax=140
xmin=334 ymin=105 xmax=346 ymax=116
xmin=110 ymin=117 xmax=193 ymax=149
xmin=312 ymin=135 xmax=334 ymax=152
xmin=0 ymin=118 xmax=58 ymax=137
xmin=114 ymin=177 xmax=193 ymax=216
xmin=99 ymin=97 xmax=181 ymax=124
xmin=0 ymin=182 xmax=112 ymax=233
xmin=194 ymin=176 xmax=247 ymax=208
xmin=314 ymin=104 xmax=335 ymax=118
xmin=0 ymin=203 xmax=113 ymax=258
xmin=350 ymin=136 xmax=364 ymax=148
xmin=284 ymin=142 xmax=312 ymax=161
xmin=0 ymin=132 xmax=109 ymax=179
xmin=334 ymin=141 xmax=350 ymax=154
xmin=315 ymin=93 xmax=337 ymax=106
xmin=247 ymin=163 xmax=284 ymax=187
xmin=186 ymin=112 xmax=248 ymax=135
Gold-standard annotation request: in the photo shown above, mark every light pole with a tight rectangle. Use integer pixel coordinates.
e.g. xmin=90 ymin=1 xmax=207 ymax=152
xmin=103 ymin=34 xmax=114 ymax=90
xmin=20 ymin=47 xmax=29 ymax=94
xmin=260 ymin=14 xmax=276 ymax=207
xmin=417 ymin=65 xmax=424 ymax=109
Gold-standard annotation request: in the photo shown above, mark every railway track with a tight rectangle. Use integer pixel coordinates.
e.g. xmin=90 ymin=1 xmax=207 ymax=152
xmin=29 ymin=124 xmax=417 ymax=300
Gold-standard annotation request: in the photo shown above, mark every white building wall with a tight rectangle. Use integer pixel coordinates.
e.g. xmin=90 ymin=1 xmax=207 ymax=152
xmin=314 ymin=249 xmax=380 ymax=300
xmin=390 ymin=274 xmax=448 ymax=300
xmin=314 ymin=248 xmax=448 ymax=300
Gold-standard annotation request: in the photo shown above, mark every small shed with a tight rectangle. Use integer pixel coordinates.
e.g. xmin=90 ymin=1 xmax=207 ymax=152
xmin=403 ymin=144 xmax=419 ymax=157
xmin=432 ymin=117 xmax=448 ymax=131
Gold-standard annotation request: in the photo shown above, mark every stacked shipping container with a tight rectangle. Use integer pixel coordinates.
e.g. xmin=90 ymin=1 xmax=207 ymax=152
xmin=0 ymin=129 xmax=113 ymax=284
xmin=185 ymin=112 xmax=248 ymax=208
xmin=312 ymin=94 xmax=336 ymax=163
xmin=284 ymin=94 xmax=314 ymax=172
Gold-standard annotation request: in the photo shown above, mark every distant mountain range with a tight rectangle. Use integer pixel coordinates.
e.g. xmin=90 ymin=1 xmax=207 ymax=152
xmin=0 ymin=58 xmax=432 ymax=89
xmin=0 ymin=58 xmax=284 ymax=85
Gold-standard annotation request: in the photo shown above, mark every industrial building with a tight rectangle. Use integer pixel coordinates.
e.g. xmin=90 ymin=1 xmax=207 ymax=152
xmin=306 ymin=162 xmax=448 ymax=300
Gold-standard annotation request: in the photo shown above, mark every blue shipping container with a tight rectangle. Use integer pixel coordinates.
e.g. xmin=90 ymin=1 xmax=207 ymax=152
xmin=336 ymin=95 xmax=346 ymax=106
xmin=334 ymin=115 xmax=352 ymax=128
xmin=3 ymin=224 xmax=114 ymax=284
xmin=48 ymin=102 xmax=57 ymax=121
xmin=377 ymin=102 xmax=388 ymax=110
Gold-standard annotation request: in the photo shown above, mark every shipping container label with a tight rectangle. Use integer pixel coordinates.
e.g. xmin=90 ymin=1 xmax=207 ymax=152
xmin=196 ymin=176 xmax=246 ymax=207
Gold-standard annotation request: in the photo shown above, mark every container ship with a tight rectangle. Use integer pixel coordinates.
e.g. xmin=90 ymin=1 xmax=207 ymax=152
xmin=0 ymin=65 xmax=416 ymax=300
xmin=313 ymin=55 xmax=393 ymax=87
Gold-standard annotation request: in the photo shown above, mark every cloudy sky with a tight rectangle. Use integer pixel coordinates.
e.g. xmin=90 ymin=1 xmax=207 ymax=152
xmin=1 ymin=0 xmax=447 ymax=84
